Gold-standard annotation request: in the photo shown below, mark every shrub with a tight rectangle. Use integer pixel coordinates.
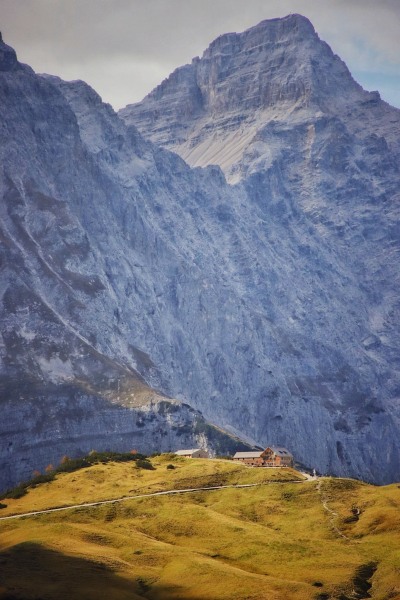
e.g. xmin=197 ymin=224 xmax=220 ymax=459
xmin=166 ymin=464 xmax=176 ymax=470
xmin=1 ymin=485 xmax=27 ymax=500
xmin=281 ymin=490 xmax=294 ymax=501
xmin=136 ymin=459 xmax=155 ymax=470
xmin=31 ymin=472 xmax=55 ymax=485
xmin=104 ymin=504 xmax=117 ymax=522
xmin=0 ymin=502 xmax=7 ymax=509
xmin=343 ymin=514 xmax=359 ymax=523
xmin=57 ymin=457 xmax=90 ymax=473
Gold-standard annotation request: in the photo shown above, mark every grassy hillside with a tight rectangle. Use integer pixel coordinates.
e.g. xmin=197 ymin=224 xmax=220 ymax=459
xmin=0 ymin=455 xmax=399 ymax=600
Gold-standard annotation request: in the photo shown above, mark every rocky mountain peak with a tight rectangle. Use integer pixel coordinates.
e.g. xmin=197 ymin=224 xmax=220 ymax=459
xmin=119 ymin=14 xmax=364 ymax=174
xmin=0 ymin=34 xmax=22 ymax=72
xmin=203 ymin=13 xmax=317 ymax=58
xmin=197 ymin=12 xmax=358 ymax=111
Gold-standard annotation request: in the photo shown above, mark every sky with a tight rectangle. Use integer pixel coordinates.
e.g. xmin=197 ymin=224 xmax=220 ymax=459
xmin=1 ymin=0 xmax=399 ymax=110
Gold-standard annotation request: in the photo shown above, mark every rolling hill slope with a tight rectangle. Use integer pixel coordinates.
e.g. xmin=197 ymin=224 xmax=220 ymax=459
xmin=0 ymin=456 xmax=399 ymax=600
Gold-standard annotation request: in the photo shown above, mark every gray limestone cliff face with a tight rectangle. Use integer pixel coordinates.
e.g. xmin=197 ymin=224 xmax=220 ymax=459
xmin=0 ymin=41 xmax=250 ymax=489
xmin=1 ymin=388 xmax=246 ymax=490
xmin=118 ymin=15 xmax=400 ymax=483
xmin=1 ymin=18 xmax=400 ymax=487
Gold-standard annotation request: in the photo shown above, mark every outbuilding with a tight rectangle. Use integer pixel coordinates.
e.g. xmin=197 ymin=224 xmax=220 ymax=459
xmin=174 ymin=448 xmax=209 ymax=459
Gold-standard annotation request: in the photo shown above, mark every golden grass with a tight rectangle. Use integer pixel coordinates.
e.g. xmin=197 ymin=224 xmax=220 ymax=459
xmin=0 ymin=456 xmax=399 ymax=600
xmin=0 ymin=455 xmax=302 ymax=517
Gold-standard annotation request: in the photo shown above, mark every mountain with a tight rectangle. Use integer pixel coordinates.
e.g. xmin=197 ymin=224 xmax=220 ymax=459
xmin=0 ymin=36 xmax=250 ymax=489
xmin=120 ymin=15 xmax=400 ymax=483
xmin=120 ymin=14 xmax=400 ymax=182
xmin=1 ymin=15 xmax=400 ymax=487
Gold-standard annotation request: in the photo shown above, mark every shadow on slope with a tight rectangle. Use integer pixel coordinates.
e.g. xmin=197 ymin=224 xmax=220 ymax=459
xmin=0 ymin=542 xmax=207 ymax=600
xmin=0 ymin=542 xmax=142 ymax=600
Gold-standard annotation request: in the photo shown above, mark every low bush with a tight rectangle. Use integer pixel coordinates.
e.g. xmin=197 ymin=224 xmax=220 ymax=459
xmin=0 ymin=484 xmax=27 ymax=500
xmin=136 ymin=459 xmax=155 ymax=470
xmin=31 ymin=472 xmax=56 ymax=485
xmin=281 ymin=490 xmax=294 ymax=501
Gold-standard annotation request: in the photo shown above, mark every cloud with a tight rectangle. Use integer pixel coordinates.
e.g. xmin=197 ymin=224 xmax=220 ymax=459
xmin=1 ymin=0 xmax=399 ymax=108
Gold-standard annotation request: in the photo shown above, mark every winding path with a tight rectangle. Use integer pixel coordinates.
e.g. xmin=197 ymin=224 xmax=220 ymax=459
xmin=1 ymin=475 xmax=358 ymax=547
xmin=0 ymin=480 xmax=305 ymax=522
xmin=316 ymin=479 xmax=354 ymax=541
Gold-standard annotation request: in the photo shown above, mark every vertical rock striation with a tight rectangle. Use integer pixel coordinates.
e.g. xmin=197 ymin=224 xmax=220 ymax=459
xmin=119 ymin=15 xmax=400 ymax=483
